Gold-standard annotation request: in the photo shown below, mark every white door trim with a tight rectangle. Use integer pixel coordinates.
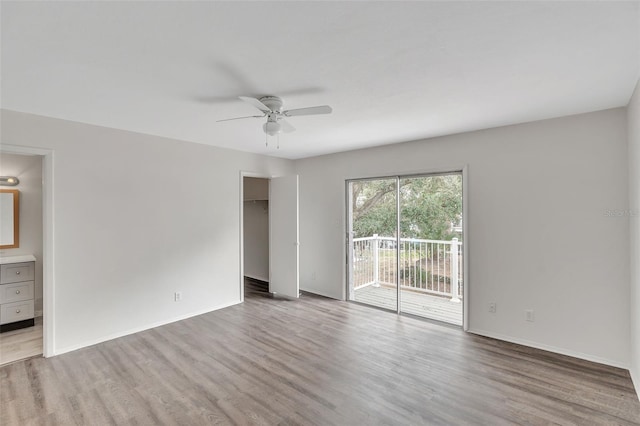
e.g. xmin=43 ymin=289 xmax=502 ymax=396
xmin=0 ymin=144 xmax=55 ymax=356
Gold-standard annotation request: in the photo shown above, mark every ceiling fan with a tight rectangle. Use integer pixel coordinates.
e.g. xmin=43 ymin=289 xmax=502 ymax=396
xmin=217 ymin=96 xmax=332 ymax=137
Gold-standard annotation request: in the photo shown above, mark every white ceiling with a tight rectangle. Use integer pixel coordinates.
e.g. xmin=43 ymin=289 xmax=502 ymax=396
xmin=1 ymin=1 xmax=639 ymax=159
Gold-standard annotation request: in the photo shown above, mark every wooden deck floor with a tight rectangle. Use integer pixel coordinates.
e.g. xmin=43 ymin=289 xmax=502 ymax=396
xmin=354 ymin=285 xmax=463 ymax=326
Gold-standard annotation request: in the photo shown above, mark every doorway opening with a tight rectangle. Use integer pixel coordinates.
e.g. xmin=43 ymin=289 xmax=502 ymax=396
xmin=243 ymin=177 xmax=270 ymax=295
xmin=240 ymin=173 xmax=300 ymax=301
xmin=347 ymin=172 xmax=464 ymax=326
xmin=0 ymin=152 xmax=45 ymax=365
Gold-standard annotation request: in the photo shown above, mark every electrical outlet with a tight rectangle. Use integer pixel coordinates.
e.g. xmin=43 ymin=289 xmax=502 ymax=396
xmin=489 ymin=302 xmax=496 ymax=313
xmin=525 ymin=309 xmax=535 ymax=322
xmin=174 ymin=291 xmax=182 ymax=302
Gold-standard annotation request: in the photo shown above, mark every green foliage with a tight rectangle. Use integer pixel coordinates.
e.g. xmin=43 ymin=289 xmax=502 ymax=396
xmin=351 ymin=175 xmax=462 ymax=241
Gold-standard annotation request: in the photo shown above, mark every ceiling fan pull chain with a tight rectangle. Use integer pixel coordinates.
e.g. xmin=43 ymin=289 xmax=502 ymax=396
xmin=277 ymin=134 xmax=280 ymax=149
xmin=265 ymin=131 xmax=268 ymax=147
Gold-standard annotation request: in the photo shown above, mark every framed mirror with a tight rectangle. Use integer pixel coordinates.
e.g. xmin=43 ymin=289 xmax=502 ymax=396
xmin=0 ymin=189 xmax=19 ymax=249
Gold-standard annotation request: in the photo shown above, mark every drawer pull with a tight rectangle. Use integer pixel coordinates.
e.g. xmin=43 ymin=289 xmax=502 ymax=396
xmin=15 ymin=271 xmax=20 ymax=275
xmin=16 ymin=309 xmax=21 ymax=314
xmin=15 ymin=290 xmax=20 ymax=294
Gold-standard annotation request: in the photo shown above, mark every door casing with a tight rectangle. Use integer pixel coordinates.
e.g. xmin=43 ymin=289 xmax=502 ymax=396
xmin=239 ymin=172 xmax=300 ymax=301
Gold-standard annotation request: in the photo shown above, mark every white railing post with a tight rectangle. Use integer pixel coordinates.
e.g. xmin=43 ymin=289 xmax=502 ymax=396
xmin=372 ymin=234 xmax=380 ymax=287
xmin=450 ymin=238 xmax=460 ymax=303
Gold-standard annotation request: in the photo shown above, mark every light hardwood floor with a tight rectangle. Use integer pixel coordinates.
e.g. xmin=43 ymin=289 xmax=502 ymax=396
xmin=1 ymin=284 xmax=639 ymax=425
xmin=0 ymin=316 xmax=43 ymax=366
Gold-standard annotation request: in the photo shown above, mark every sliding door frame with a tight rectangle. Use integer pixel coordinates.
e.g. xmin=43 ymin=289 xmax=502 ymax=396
xmin=345 ymin=166 xmax=469 ymax=331
xmin=395 ymin=176 xmax=401 ymax=314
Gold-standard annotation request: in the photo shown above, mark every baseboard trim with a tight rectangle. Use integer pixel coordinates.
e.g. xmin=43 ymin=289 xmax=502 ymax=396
xmin=300 ymin=287 xmax=340 ymax=300
xmin=468 ymin=328 xmax=629 ymax=370
xmin=54 ymin=300 xmax=242 ymax=356
xmin=631 ymin=367 xmax=640 ymax=401
xmin=0 ymin=318 xmax=35 ymax=333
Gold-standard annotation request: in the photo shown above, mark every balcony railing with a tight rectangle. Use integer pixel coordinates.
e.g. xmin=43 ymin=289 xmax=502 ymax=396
xmin=352 ymin=235 xmax=463 ymax=302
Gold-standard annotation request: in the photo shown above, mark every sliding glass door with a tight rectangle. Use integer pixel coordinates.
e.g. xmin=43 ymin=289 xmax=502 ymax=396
xmin=348 ymin=178 xmax=398 ymax=311
xmin=347 ymin=173 xmax=463 ymax=326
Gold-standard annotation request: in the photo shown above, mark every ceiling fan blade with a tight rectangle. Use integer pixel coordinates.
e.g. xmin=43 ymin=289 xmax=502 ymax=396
xmin=239 ymin=96 xmax=272 ymax=113
xmin=279 ymin=118 xmax=296 ymax=133
xmin=284 ymin=105 xmax=332 ymax=117
xmin=216 ymin=115 xmax=264 ymax=122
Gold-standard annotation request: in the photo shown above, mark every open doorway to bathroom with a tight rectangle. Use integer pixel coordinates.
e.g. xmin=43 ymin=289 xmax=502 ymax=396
xmin=0 ymin=152 xmax=44 ymax=365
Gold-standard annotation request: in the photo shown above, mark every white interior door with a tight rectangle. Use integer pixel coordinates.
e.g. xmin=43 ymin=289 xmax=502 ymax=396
xmin=269 ymin=175 xmax=299 ymax=299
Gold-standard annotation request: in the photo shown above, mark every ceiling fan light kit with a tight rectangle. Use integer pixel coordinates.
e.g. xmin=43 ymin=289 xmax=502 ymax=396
xmin=217 ymin=95 xmax=332 ymax=147
xmin=263 ymin=120 xmax=282 ymax=136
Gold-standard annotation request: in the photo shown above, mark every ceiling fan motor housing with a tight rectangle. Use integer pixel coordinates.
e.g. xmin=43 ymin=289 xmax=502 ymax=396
xmin=261 ymin=96 xmax=285 ymax=135
xmin=259 ymin=96 xmax=284 ymax=113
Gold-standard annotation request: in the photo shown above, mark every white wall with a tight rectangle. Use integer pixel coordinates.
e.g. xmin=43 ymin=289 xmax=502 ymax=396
xmin=0 ymin=106 xmax=633 ymax=371
xmin=243 ymin=200 xmax=269 ymax=281
xmin=0 ymin=109 xmax=294 ymax=354
xmin=629 ymin=79 xmax=640 ymax=392
xmin=0 ymin=153 xmax=44 ymax=312
xmin=295 ymin=108 xmax=630 ymax=368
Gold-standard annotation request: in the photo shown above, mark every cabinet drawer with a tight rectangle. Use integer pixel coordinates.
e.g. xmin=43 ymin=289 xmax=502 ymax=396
xmin=1 ymin=262 xmax=35 ymax=284
xmin=0 ymin=300 xmax=34 ymax=324
xmin=0 ymin=281 xmax=34 ymax=304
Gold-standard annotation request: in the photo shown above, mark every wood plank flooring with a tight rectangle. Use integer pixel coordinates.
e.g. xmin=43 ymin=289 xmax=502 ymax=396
xmin=0 ymin=316 xmax=43 ymax=366
xmin=1 ymin=284 xmax=639 ymax=425
xmin=354 ymin=285 xmax=463 ymax=325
